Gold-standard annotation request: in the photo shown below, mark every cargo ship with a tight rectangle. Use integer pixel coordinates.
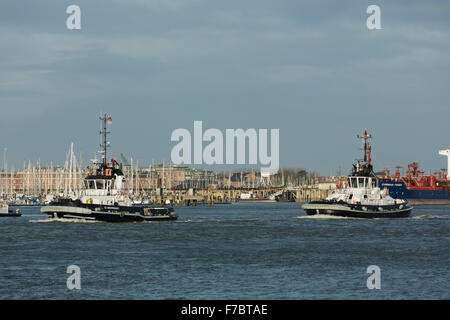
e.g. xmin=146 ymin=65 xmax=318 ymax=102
xmin=378 ymin=149 xmax=450 ymax=205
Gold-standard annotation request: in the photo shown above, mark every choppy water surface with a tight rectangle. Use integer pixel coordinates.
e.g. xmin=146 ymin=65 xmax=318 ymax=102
xmin=0 ymin=203 xmax=448 ymax=299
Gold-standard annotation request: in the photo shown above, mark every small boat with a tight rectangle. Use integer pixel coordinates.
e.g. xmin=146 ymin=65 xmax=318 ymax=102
xmin=0 ymin=203 xmax=21 ymax=217
xmin=238 ymin=192 xmax=276 ymax=203
xmin=302 ymin=130 xmax=412 ymax=218
xmin=41 ymin=113 xmax=177 ymax=223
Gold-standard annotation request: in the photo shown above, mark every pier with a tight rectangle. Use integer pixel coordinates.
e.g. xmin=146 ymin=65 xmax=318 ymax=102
xmin=145 ymin=186 xmax=335 ymax=207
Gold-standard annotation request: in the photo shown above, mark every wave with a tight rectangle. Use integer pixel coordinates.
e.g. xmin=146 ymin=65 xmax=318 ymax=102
xmin=171 ymin=217 xmax=262 ymax=223
xmin=30 ymin=217 xmax=100 ymax=223
xmin=410 ymin=214 xmax=450 ymax=220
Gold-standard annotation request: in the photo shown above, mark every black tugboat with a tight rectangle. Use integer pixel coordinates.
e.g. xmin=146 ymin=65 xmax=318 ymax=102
xmin=41 ymin=113 xmax=177 ymax=222
xmin=302 ymin=130 xmax=412 ymax=218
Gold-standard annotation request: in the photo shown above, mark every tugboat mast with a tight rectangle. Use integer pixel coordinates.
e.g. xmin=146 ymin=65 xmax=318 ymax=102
xmin=99 ymin=113 xmax=111 ymax=168
xmin=357 ymin=129 xmax=372 ymax=164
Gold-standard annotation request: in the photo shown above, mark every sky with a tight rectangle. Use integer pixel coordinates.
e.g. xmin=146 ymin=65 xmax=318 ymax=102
xmin=0 ymin=0 xmax=449 ymax=176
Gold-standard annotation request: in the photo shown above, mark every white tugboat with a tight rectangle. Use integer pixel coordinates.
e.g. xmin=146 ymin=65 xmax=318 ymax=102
xmin=41 ymin=113 xmax=177 ymax=222
xmin=302 ymin=130 xmax=412 ymax=218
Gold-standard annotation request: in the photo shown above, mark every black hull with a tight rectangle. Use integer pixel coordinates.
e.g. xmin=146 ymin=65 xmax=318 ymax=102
xmin=302 ymin=201 xmax=412 ymax=218
xmin=41 ymin=199 xmax=177 ymax=223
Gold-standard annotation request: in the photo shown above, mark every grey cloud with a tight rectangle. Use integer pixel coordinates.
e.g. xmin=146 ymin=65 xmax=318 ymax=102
xmin=0 ymin=0 xmax=449 ymax=173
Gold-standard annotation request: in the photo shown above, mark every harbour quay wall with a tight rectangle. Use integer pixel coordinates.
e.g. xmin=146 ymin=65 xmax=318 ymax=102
xmin=148 ymin=186 xmax=335 ymax=206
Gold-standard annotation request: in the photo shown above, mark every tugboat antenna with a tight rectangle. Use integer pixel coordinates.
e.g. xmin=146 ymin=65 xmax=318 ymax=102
xmin=99 ymin=113 xmax=111 ymax=168
xmin=357 ymin=129 xmax=372 ymax=164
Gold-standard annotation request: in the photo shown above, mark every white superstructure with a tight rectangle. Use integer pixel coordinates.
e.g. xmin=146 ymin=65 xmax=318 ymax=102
xmin=80 ymin=172 xmax=132 ymax=205
xmin=325 ymin=176 xmax=406 ymax=206
xmin=438 ymin=149 xmax=450 ymax=180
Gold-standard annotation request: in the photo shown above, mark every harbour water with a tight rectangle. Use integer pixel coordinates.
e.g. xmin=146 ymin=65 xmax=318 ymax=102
xmin=0 ymin=202 xmax=448 ymax=299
